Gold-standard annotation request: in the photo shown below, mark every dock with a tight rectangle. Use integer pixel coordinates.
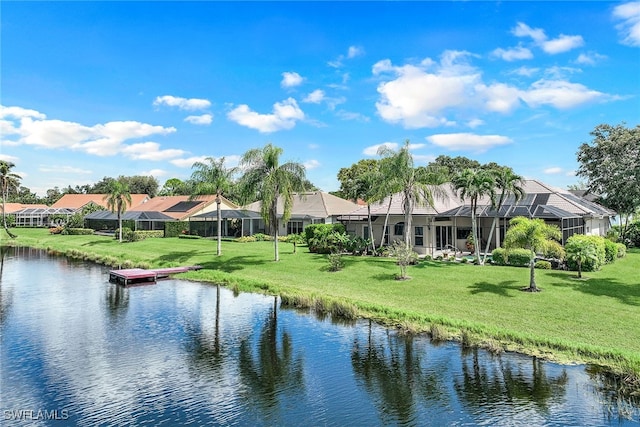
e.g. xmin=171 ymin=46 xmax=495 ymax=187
xmin=109 ymin=266 xmax=202 ymax=286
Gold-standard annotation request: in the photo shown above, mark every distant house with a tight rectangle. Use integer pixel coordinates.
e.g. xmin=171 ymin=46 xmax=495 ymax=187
xmin=339 ymin=179 xmax=615 ymax=256
xmin=51 ymin=193 xmax=151 ymax=210
xmin=3 ymin=203 xmax=50 ymax=227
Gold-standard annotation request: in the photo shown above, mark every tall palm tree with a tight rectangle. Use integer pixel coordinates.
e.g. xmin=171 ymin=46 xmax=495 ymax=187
xmin=239 ymin=144 xmax=306 ymax=261
xmin=1 ymin=161 xmax=21 ymax=238
xmin=503 ymin=217 xmax=561 ymax=292
xmin=482 ymin=167 xmax=525 ymax=263
xmin=377 ymin=156 xmax=403 ymax=251
xmin=378 ymin=140 xmax=446 ymax=249
xmin=104 ymin=179 xmax=132 ymax=243
xmin=452 ymin=168 xmax=496 ymax=265
xmin=190 ymin=157 xmax=236 ymax=256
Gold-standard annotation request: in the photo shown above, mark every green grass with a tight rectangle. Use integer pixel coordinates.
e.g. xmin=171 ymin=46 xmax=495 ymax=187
xmin=3 ymin=228 xmax=639 ymax=381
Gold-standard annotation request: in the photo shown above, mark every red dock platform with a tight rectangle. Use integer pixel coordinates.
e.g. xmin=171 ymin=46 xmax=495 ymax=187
xmin=109 ymin=266 xmax=202 ymax=285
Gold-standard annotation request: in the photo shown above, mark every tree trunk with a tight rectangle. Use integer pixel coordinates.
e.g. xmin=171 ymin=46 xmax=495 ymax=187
xmin=471 ymin=199 xmax=482 ymax=265
xmin=118 ymin=213 xmax=123 ymax=243
xmin=367 ymin=204 xmax=377 ymax=256
xmin=404 ymin=192 xmax=413 ymax=248
xmin=216 ymin=197 xmax=222 ymax=256
xmin=482 ymin=215 xmax=498 ymax=264
xmin=378 ymin=196 xmax=393 ymax=251
xmin=271 ymin=204 xmax=280 ymax=262
xmin=528 ymin=255 xmax=538 ymax=292
xmin=577 ymin=260 xmax=582 ymax=278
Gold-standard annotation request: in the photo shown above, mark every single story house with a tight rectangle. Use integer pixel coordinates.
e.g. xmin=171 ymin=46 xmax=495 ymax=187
xmin=339 ymin=179 xmax=615 ymax=256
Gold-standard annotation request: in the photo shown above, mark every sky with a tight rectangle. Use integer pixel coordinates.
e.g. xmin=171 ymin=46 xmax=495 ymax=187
xmin=1 ymin=1 xmax=639 ymax=197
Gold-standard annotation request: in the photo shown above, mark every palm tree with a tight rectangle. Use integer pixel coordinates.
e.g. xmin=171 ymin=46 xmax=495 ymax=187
xmin=377 ymin=156 xmax=403 ymax=251
xmin=104 ymin=179 xmax=132 ymax=243
xmin=503 ymin=217 xmax=561 ymax=292
xmin=190 ymin=157 xmax=236 ymax=256
xmin=452 ymin=168 xmax=496 ymax=265
xmin=565 ymin=240 xmax=598 ymax=279
xmin=378 ymin=140 xmax=446 ymax=248
xmin=239 ymin=144 xmax=306 ymax=261
xmin=1 ymin=161 xmax=21 ymax=238
xmin=482 ymin=167 xmax=525 ymax=263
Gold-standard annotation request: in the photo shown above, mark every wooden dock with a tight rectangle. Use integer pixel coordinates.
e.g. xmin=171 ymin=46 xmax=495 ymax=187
xmin=109 ymin=266 xmax=202 ymax=286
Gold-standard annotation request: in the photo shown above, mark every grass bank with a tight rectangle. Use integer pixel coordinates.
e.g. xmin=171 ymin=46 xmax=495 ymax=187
xmin=3 ymin=228 xmax=639 ymax=383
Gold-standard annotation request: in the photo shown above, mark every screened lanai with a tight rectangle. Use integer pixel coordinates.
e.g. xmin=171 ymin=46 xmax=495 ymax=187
xmin=84 ymin=210 xmax=174 ymax=231
xmin=14 ymin=207 xmax=76 ymax=227
xmin=189 ymin=210 xmax=264 ymax=238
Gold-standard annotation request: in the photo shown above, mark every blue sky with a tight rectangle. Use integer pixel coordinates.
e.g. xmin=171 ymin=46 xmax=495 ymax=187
xmin=2 ymin=1 xmax=639 ymax=196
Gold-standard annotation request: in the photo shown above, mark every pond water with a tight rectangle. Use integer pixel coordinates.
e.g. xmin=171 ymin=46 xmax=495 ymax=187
xmin=1 ymin=247 xmax=638 ymax=426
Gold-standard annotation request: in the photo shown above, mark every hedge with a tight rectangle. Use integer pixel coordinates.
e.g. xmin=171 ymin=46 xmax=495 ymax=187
xmin=304 ymin=223 xmax=345 ymax=244
xmin=491 ymin=247 xmax=533 ymax=267
xmin=165 ymin=221 xmax=190 ymax=238
xmin=565 ymin=234 xmax=606 ymax=272
xmin=62 ymin=228 xmax=95 ymax=235
xmin=134 ymin=230 xmax=164 ymax=240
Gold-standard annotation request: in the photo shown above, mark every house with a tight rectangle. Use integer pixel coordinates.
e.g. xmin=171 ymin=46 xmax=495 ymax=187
xmin=238 ymin=192 xmax=361 ymax=237
xmin=2 ymin=203 xmax=51 ymax=227
xmin=339 ymin=179 xmax=615 ymax=256
xmin=51 ymin=193 xmax=151 ymax=210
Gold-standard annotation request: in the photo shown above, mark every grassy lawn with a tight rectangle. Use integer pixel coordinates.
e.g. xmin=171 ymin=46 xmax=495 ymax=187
xmin=3 ymin=228 xmax=639 ymax=378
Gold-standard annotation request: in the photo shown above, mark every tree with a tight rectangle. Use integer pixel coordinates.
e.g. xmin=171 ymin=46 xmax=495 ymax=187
xmin=378 ymin=141 xmax=447 ymax=248
xmin=482 ymin=167 xmax=525 ymax=263
xmin=1 ymin=161 xmax=21 ymax=238
xmin=104 ymin=179 xmax=132 ymax=243
xmin=565 ymin=239 xmax=598 ymax=279
xmin=503 ymin=217 xmax=561 ymax=292
xmin=159 ymin=178 xmax=189 ymax=196
xmin=425 ymin=155 xmax=482 ymax=181
xmin=452 ymin=168 xmax=495 ymax=265
xmin=577 ymin=123 xmax=640 ymax=241
xmin=239 ymin=144 xmax=307 ymax=261
xmin=190 ymin=157 xmax=236 ymax=256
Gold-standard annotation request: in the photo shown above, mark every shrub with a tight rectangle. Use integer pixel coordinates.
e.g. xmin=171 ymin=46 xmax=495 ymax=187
xmin=236 ymin=236 xmax=257 ymax=243
xmin=603 ymin=239 xmax=618 ymax=264
xmin=49 ymin=226 xmax=64 ymax=235
xmin=344 ymin=235 xmax=371 ymax=255
xmin=65 ymin=228 xmax=95 ymax=235
xmin=178 ymin=234 xmax=201 ymax=239
xmin=307 ymin=226 xmax=350 ymax=254
xmin=133 ymin=230 xmax=164 ymax=240
xmin=252 ymin=233 xmax=270 ymax=241
xmin=565 ymin=234 xmax=606 ymax=272
xmin=327 ymin=253 xmax=343 ymax=272
xmin=616 ymin=243 xmax=627 ymax=258
xmin=535 ymin=260 xmax=552 ymax=269
xmin=491 ymin=248 xmax=507 ymax=265
xmin=543 ymin=240 xmax=565 ymax=261
xmin=505 ymin=248 xmax=533 ymax=267
xmin=460 ymin=257 xmax=468 ymax=264
xmin=304 ymin=223 xmax=345 ymax=245
xmin=388 ymin=241 xmax=418 ymax=279
xmin=164 ymin=221 xmax=189 ymax=238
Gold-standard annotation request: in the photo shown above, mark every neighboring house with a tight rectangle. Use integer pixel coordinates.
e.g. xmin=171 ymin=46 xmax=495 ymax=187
xmin=3 ymin=203 xmax=51 ymax=227
xmin=51 ymin=193 xmax=151 ymax=210
xmin=339 ymin=179 xmax=615 ymax=256
xmin=241 ymin=192 xmax=360 ymax=237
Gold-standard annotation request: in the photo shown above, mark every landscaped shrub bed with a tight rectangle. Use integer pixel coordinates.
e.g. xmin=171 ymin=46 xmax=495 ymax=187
xmin=134 ymin=230 xmax=164 ymax=240
xmin=165 ymin=221 xmax=189 ymax=238
xmin=565 ymin=234 xmax=607 ymax=272
xmin=491 ymin=247 xmax=532 ymax=266
xmin=62 ymin=228 xmax=95 ymax=235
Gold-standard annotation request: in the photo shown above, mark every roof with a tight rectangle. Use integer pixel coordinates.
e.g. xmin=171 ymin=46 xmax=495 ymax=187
xmin=134 ymin=195 xmax=237 ymax=220
xmin=244 ymin=192 xmax=359 ymax=219
xmin=190 ymin=209 xmax=263 ymax=220
xmin=50 ymin=194 xmax=150 ymax=210
xmin=1 ymin=203 xmax=48 ymax=214
xmin=85 ymin=210 xmax=175 ymax=221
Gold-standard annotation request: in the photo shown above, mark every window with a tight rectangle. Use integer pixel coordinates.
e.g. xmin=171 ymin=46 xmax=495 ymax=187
xmin=364 ymin=226 xmax=369 ymax=239
xmin=456 ymin=227 xmax=472 ymax=240
xmin=415 ymin=227 xmax=424 ymax=246
xmin=287 ymin=221 xmax=303 ymax=235
xmin=394 ymin=222 xmax=404 ymax=236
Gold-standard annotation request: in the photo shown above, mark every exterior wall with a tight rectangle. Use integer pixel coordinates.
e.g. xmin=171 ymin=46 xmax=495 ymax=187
xmin=584 ymin=217 xmax=609 ymax=237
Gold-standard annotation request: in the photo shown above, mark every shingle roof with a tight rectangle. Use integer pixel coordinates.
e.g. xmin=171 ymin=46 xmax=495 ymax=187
xmin=244 ymin=192 xmax=359 ymax=219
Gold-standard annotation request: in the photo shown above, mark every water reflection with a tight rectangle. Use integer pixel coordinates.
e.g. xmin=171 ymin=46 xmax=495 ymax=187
xmin=184 ymin=285 xmax=224 ymax=375
xmin=0 ymin=246 xmax=12 ymax=324
xmin=105 ymin=283 xmax=130 ymax=317
xmin=238 ymin=297 xmax=305 ymax=417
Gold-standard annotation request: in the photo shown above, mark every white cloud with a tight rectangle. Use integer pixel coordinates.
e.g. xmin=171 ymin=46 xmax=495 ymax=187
xmin=184 ymin=114 xmax=213 ymax=125
xmin=227 ymin=98 xmax=304 ymax=133
xmin=0 ymin=105 xmax=46 ymax=120
xmin=153 ymin=95 xmax=211 ymax=111
xmin=575 ymin=52 xmax=607 ymax=65
xmin=510 ymin=66 xmax=540 ymax=77
xmin=170 ymin=156 xmax=209 ymax=168
xmin=363 ymin=142 xmax=398 ymax=156
xmin=475 ymin=83 xmax=522 ymax=113
xmin=521 ymin=79 xmax=605 ymax=109
xmin=139 ymin=169 xmax=168 ymax=178
xmin=281 ymin=72 xmax=304 ymax=88
xmin=120 ymin=142 xmax=186 ymax=161
xmin=303 ymin=159 xmax=321 ymax=170
xmin=303 ymin=89 xmax=325 ymax=103
xmin=491 ymin=45 xmax=533 ymax=61
xmin=38 ymin=165 xmax=92 ymax=174
xmin=512 ymin=22 xmax=584 ymax=54
xmin=336 ymin=110 xmax=370 ymax=122
xmin=347 ymin=45 xmax=365 ymax=58
xmin=613 ymin=1 xmax=640 ymax=46
xmin=543 ymin=166 xmax=563 ymax=174
xmin=467 ymin=119 xmax=485 ymax=128
xmin=412 ymin=154 xmax=437 ymax=165
xmin=426 ymin=133 xmax=512 ymax=152
xmin=308 ymin=143 xmax=320 ymax=150
xmin=565 ymin=170 xmax=577 ymax=177
xmin=0 ymin=153 xmax=19 ymax=162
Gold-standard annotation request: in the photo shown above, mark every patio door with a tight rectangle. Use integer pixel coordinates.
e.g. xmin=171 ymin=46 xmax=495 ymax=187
xmin=435 ymin=226 xmax=452 ymax=250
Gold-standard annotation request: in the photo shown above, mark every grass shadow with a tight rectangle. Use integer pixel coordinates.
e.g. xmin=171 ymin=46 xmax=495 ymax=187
xmin=546 ymin=272 xmax=640 ymax=306
xmin=81 ymin=239 xmax=115 ymax=246
xmin=199 ymin=255 xmax=268 ymax=273
xmin=468 ymin=280 xmax=520 ymax=297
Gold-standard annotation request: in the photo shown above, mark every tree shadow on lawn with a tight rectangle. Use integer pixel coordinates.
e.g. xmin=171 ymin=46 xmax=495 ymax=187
xmin=154 ymin=251 xmax=267 ymax=273
xmin=546 ymin=272 xmax=640 ymax=307
xmin=81 ymin=240 xmax=116 ymax=246
xmin=468 ymin=280 xmax=520 ymax=297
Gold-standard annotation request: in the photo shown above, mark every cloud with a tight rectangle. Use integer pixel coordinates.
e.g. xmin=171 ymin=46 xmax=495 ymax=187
xmin=153 ymin=95 xmax=211 ymax=111
xmin=521 ymin=79 xmax=606 ymax=109
xmin=308 ymin=143 xmax=320 ymax=150
xmin=170 ymin=156 xmax=209 ymax=168
xmin=426 ymin=133 xmax=512 ymax=152
xmin=474 ymin=83 xmax=522 ymax=113
xmin=303 ymin=159 xmax=321 ymax=170
xmin=0 ymin=154 xmax=19 ymax=162
xmin=281 ymin=72 xmax=304 ymax=88
xmin=0 ymin=105 xmax=46 ymax=120
xmin=613 ymin=1 xmax=640 ymax=46
xmin=38 ymin=165 xmax=92 ymax=174
xmin=347 ymin=45 xmax=365 ymax=58
xmin=336 ymin=110 xmax=370 ymax=122
xmin=227 ymin=98 xmax=305 ymax=133
xmin=184 ymin=114 xmax=213 ymax=125
xmin=363 ymin=142 xmax=398 ymax=156
xmin=575 ymin=52 xmax=607 ymax=65
xmin=491 ymin=45 xmax=533 ymax=61
xmin=510 ymin=66 xmax=540 ymax=77
xmin=467 ymin=119 xmax=485 ymax=128
xmin=139 ymin=169 xmax=168 ymax=178
xmin=120 ymin=142 xmax=186 ymax=161
xmin=543 ymin=166 xmax=563 ymax=174
xmin=303 ymin=89 xmax=325 ymax=103
xmin=512 ymin=22 xmax=584 ymax=54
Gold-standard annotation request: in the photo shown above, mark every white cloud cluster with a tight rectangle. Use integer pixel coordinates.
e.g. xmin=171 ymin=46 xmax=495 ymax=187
xmin=613 ymin=1 xmax=640 ymax=46
xmin=38 ymin=165 xmax=92 ymax=174
xmin=363 ymin=142 xmax=397 ymax=156
xmin=184 ymin=114 xmax=213 ymax=125
xmin=512 ymin=22 xmax=584 ymax=54
xmin=153 ymin=95 xmax=211 ymax=110
xmin=373 ymin=50 xmax=610 ymax=129
xmin=491 ymin=45 xmax=533 ymax=61
xmin=426 ymin=133 xmax=512 ymax=153
xmin=303 ymin=89 xmax=325 ymax=103
xmin=1 ymin=104 xmax=180 ymax=159
xmin=227 ymin=98 xmax=305 ymax=133
xmin=329 ymin=45 xmax=365 ymax=68
xmin=303 ymin=159 xmax=320 ymax=170
xmin=281 ymin=72 xmax=304 ymax=88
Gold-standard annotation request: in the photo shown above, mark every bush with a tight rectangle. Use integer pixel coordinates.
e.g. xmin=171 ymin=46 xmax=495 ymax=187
xmin=491 ymin=248 xmax=507 ymax=265
xmin=306 ymin=224 xmax=349 ymax=254
xmin=164 ymin=221 xmax=189 ymax=238
xmin=178 ymin=234 xmax=201 ymax=239
xmin=49 ymin=226 xmax=64 ymax=235
xmin=616 ymin=243 xmax=626 ymax=258
xmin=236 ymin=236 xmax=257 ymax=243
xmin=65 ymin=228 xmax=95 ymax=235
xmin=565 ymin=234 xmax=606 ymax=272
xmin=460 ymin=257 xmax=468 ymax=264
xmin=133 ymin=230 xmax=164 ymax=241
xmin=388 ymin=241 xmax=418 ymax=279
xmin=327 ymin=253 xmax=343 ymax=272
xmin=506 ymin=248 xmax=533 ymax=267
xmin=252 ymin=233 xmax=271 ymax=241
xmin=535 ymin=260 xmax=552 ymax=269
xmin=603 ymin=238 xmax=618 ymax=264
xmin=304 ymin=223 xmax=345 ymax=245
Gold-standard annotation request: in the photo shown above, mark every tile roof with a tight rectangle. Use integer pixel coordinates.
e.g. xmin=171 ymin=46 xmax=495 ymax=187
xmin=50 ymin=194 xmax=150 ymax=210
xmin=134 ymin=195 xmax=238 ymax=220
xmin=244 ymin=192 xmax=360 ymax=219
xmin=1 ymin=203 xmax=48 ymax=214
